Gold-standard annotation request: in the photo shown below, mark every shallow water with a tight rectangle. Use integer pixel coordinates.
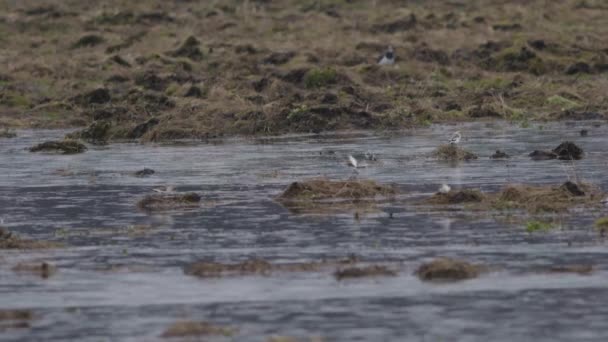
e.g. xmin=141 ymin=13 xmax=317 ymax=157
xmin=2 ymin=121 xmax=608 ymax=341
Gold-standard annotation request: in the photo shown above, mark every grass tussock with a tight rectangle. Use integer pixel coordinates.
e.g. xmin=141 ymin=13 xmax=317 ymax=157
xmin=278 ymin=179 xmax=396 ymax=202
xmin=433 ymin=144 xmax=478 ymax=161
xmin=415 ymin=257 xmax=481 ymax=282
xmin=185 ymin=256 xmax=359 ymax=278
xmin=334 ymin=265 xmax=397 ymax=280
xmin=161 ymin=321 xmax=236 ymax=338
xmin=425 ymin=181 xmax=603 ymax=213
xmin=29 ymin=140 xmax=87 ymax=154
xmin=137 ymin=192 xmax=201 ymax=211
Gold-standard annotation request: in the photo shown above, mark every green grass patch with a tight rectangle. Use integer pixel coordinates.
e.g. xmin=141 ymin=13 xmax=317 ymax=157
xmin=525 ymin=220 xmax=555 ymax=233
xmin=547 ymin=95 xmax=579 ymax=110
xmin=304 ymin=68 xmax=337 ymax=89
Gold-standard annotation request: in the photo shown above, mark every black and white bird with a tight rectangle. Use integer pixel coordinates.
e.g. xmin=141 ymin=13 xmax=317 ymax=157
xmin=449 ymin=131 xmax=461 ymax=145
xmin=377 ymin=45 xmax=395 ymax=65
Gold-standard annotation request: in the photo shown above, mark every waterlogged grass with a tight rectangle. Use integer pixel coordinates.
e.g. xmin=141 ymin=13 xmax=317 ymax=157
xmin=525 ymin=220 xmax=555 ymax=233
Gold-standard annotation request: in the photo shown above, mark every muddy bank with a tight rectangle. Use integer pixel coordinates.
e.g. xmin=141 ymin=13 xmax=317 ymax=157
xmin=3 ymin=1 xmax=608 ymax=139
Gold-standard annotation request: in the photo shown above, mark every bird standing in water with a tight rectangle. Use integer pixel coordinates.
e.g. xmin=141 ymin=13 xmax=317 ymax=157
xmin=377 ymin=45 xmax=395 ymax=65
xmin=449 ymin=131 xmax=462 ymax=145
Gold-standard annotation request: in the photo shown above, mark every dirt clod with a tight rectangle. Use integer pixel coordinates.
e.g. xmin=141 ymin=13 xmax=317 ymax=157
xmin=416 ymin=258 xmax=480 ymax=282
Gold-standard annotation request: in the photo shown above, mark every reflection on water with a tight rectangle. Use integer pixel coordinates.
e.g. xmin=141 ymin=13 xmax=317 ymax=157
xmin=1 ymin=121 xmax=608 ymax=341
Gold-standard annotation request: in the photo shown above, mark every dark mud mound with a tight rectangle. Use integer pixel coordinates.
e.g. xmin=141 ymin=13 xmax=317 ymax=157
xmin=416 ymin=258 xmax=480 ymax=282
xmin=185 ymin=256 xmax=359 ymax=278
xmin=29 ymin=140 xmax=87 ymax=154
xmin=0 ymin=228 xmax=61 ymax=249
xmin=134 ymin=168 xmax=155 ymax=177
xmin=12 ymin=262 xmax=57 ymax=278
xmin=278 ymin=179 xmax=396 ymax=202
xmin=490 ymin=150 xmax=510 ymax=159
xmin=137 ymin=193 xmax=201 ymax=211
xmin=161 ymin=321 xmax=236 ymax=338
xmin=433 ymin=144 xmax=478 ymax=161
xmin=426 ymin=189 xmax=484 ymax=205
xmin=530 ymin=141 xmax=583 ymax=160
xmin=334 ymin=265 xmax=397 ymax=280
xmin=553 ymin=141 xmax=583 ymax=160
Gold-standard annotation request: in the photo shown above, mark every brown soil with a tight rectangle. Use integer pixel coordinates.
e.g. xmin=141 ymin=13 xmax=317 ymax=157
xmin=0 ymin=228 xmax=62 ymax=249
xmin=161 ymin=321 xmax=236 ymax=338
xmin=334 ymin=265 xmax=397 ymax=280
xmin=433 ymin=144 xmax=478 ymax=161
xmin=136 ymin=192 xmax=201 ymax=211
xmin=185 ymin=255 xmax=359 ymax=278
xmin=416 ymin=257 xmax=481 ymax=282
xmin=3 ymin=1 xmax=608 ymax=139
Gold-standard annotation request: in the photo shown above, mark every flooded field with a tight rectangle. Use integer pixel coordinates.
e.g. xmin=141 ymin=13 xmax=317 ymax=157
xmin=2 ymin=121 xmax=608 ymax=341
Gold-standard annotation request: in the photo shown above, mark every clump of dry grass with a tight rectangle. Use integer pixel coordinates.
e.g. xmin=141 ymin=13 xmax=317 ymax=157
xmin=137 ymin=192 xmax=201 ymax=211
xmin=277 ymin=179 xmax=396 ymax=202
xmin=185 ymin=256 xmax=359 ymax=278
xmin=0 ymin=228 xmax=62 ymax=249
xmin=433 ymin=144 xmax=478 ymax=161
xmin=416 ymin=258 xmax=481 ymax=282
xmin=333 ymin=265 xmax=397 ymax=280
xmin=29 ymin=140 xmax=87 ymax=154
xmin=426 ymin=189 xmax=484 ymax=205
xmin=161 ymin=321 xmax=236 ymax=338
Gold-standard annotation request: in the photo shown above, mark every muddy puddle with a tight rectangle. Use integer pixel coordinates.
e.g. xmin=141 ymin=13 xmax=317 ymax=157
xmin=2 ymin=121 xmax=608 ymax=341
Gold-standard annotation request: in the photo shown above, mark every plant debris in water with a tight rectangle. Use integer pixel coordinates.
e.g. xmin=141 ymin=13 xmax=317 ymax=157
xmin=137 ymin=192 xmax=201 ymax=211
xmin=415 ymin=258 xmax=481 ymax=282
xmin=333 ymin=265 xmax=397 ymax=280
xmin=185 ymin=256 xmax=359 ymax=278
xmin=161 ymin=321 xmax=236 ymax=338
xmin=433 ymin=144 xmax=478 ymax=161
xmin=29 ymin=140 xmax=87 ymax=154
xmin=12 ymin=262 xmax=57 ymax=278
xmin=0 ymin=309 xmax=33 ymax=331
xmin=0 ymin=228 xmax=62 ymax=249
xmin=277 ymin=179 xmax=396 ymax=202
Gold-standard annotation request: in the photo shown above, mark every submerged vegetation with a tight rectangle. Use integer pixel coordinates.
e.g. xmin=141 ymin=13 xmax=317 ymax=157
xmin=416 ymin=258 xmax=481 ymax=282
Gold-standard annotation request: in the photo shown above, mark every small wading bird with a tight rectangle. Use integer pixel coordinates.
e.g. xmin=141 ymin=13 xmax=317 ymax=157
xmin=449 ymin=131 xmax=461 ymax=145
xmin=439 ymin=184 xmax=451 ymax=194
xmin=152 ymin=185 xmax=175 ymax=194
xmin=377 ymin=45 xmax=395 ymax=65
